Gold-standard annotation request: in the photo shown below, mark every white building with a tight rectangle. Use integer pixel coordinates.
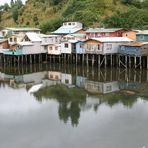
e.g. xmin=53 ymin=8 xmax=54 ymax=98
xmin=53 ymin=22 xmax=83 ymax=35
xmin=17 ymin=32 xmax=42 ymax=55
xmin=84 ymin=80 xmax=120 ymax=94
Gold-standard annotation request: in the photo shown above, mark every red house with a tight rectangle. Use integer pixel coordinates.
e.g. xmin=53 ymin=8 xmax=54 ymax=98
xmin=86 ymin=28 xmax=127 ymax=39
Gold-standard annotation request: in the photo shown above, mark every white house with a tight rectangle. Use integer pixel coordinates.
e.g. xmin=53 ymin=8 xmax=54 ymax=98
xmin=53 ymin=22 xmax=83 ymax=35
xmin=1 ymin=27 xmax=41 ymax=46
xmin=48 ymin=71 xmax=61 ymax=81
xmin=48 ymin=44 xmax=61 ymax=55
xmin=84 ymin=80 xmax=120 ymax=94
xmin=84 ymin=37 xmax=133 ymax=54
xmin=39 ymin=34 xmax=61 ymax=44
xmin=17 ymin=32 xmax=42 ymax=55
xmin=61 ymin=40 xmax=78 ymax=54
xmin=1 ymin=27 xmax=40 ymax=37
xmin=40 ymin=34 xmax=62 ymax=54
xmin=61 ymin=73 xmax=73 ymax=86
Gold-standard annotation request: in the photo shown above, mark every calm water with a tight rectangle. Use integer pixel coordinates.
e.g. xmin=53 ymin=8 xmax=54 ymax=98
xmin=0 ymin=64 xmax=148 ymax=148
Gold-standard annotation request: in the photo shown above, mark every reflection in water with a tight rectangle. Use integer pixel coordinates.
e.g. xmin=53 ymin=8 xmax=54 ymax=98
xmin=0 ymin=64 xmax=148 ymax=126
xmin=1 ymin=64 xmax=148 ymax=148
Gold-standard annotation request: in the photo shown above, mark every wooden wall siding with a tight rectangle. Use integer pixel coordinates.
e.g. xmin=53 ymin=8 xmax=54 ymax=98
xmin=86 ymin=29 xmax=126 ymax=39
xmin=61 ymin=73 xmax=72 ymax=85
xmin=48 ymin=45 xmax=61 ymax=55
xmin=22 ymin=43 xmax=42 ymax=55
xmin=119 ymin=44 xmax=148 ymax=56
xmin=23 ymin=71 xmax=47 ymax=84
xmin=48 ymin=71 xmax=61 ymax=80
xmin=74 ymin=42 xmax=85 ymax=54
xmin=136 ymin=35 xmax=148 ymax=42
xmin=0 ymin=41 xmax=9 ymax=49
xmin=122 ymin=31 xmax=136 ymax=40
xmin=84 ymin=80 xmax=119 ymax=94
xmin=84 ymin=42 xmax=128 ymax=54
xmin=84 ymin=40 xmax=102 ymax=54
xmin=84 ymin=43 xmax=103 ymax=54
xmin=76 ymin=76 xmax=87 ymax=88
xmin=41 ymin=37 xmax=61 ymax=44
xmin=61 ymin=42 xmax=72 ymax=54
xmin=103 ymin=42 xmax=124 ymax=54
xmin=140 ymin=44 xmax=148 ymax=56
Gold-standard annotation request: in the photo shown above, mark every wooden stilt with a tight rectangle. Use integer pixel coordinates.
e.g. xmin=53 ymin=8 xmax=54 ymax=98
xmin=147 ymin=56 xmax=148 ymax=70
xmin=92 ymin=54 xmax=94 ymax=67
xmin=98 ymin=54 xmax=100 ymax=68
xmin=86 ymin=54 xmax=88 ymax=67
xmin=110 ymin=54 xmax=112 ymax=67
xmin=140 ymin=56 xmax=142 ymax=69
xmin=134 ymin=56 xmax=136 ymax=69
xmin=104 ymin=55 xmax=107 ymax=69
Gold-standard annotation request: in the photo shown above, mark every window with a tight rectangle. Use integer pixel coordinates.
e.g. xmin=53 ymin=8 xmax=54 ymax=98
xmin=55 ymin=37 xmax=58 ymax=43
xmin=55 ymin=47 xmax=58 ymax=50
xmin=106 ymin=44 xmax=112 ymax=50
xmin=65 ymin=79 xmax=69 ymax=84
xmin=65 ymin=43 xmax=68 ymax=48
xmin=55 ymin=75 xmax=59 ymax=80
xmin=44 ymin=45 xmax=48 ymax=50
xmin=105 ymin=33 xmax=110 ymax=37
xmin=68 ymin=23 xmax=71 ymax=25
xmin=139 ymin=35 xmax=144 ymax=40
xmin=80 ymin=43 xmax=84 ymax=48
xmin=10 ymin=38 xmax=13 ymax=42
xmin=98 ymin=44 xmax=100 ymax=50
xmin=106 ymin=85 xmax=112 ymax=92
xmin=14 ymin=37 xmax=17 ymax=42
xmin=72 ymin=22 xmax=75 ymax=25
xmin=49 ymin=47 xmax=52 ymax=50
xmin=50 ymin=74 xmax=53 ymax=79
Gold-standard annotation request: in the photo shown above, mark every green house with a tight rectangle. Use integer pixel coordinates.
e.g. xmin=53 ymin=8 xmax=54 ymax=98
xmin=136 ymin=30 xmax=148 ymax=42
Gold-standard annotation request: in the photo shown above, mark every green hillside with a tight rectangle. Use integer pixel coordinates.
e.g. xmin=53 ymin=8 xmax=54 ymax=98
xmin=0 ymin=0 xmax=148 ymax=33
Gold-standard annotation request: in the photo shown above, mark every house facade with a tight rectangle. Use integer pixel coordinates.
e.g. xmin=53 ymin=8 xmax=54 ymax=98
xmin=122 ymin=31 xmax=137 ymax=40
xmin=84 ymin=80 xmax=119 ymax=94
xmin=86 ymin=28 xmax=126 ymax=39
xmin=53 ymin=22 xmax=83 ymax=35
xmin=0 ymin=39 xmax=9 ymax=49
xmin=16 ymin=32 xmax=42 ymax=55
xmin=136 ymin=30 xmax=148 ymax=42
xmin=84 ymin=37 xmax=133 ymax=55
xmin=48 ymin=44 xmax=61 ymax=55
xmin=1 ymin=27 xmax=40 ymax=37
xmin=119 ymin=42 xmax=148 ymax=56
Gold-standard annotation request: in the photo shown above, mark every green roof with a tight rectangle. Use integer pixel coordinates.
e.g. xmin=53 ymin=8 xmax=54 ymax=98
xmin=86 ymin=28 xmax=123 ymax=33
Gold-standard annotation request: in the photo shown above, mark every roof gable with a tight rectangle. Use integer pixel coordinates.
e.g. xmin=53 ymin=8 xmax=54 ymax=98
xmin=24 ymin=33 xmax=41 ymax=42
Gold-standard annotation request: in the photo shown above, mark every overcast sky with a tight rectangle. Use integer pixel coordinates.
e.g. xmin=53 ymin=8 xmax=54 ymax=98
xmin=0 ymin=0 xmax=27 ymax=5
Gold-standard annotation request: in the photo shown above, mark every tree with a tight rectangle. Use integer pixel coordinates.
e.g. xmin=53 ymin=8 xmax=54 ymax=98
xmin=11 ymin=0 xmax=14 ymax=7
xmin=3 ymin=3 xmax=9 ymax=11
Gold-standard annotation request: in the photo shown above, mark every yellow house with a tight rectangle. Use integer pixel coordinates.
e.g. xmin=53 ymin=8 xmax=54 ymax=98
xmin=122 ymin=31 xmax=137 ymax=41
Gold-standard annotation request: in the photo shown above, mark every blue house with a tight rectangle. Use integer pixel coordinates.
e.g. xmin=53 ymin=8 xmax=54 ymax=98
xmin=74 ymin=41 xmax=85 ymax=54
xmin=119 ymin=42 xmax=148 ymax=56
xmin=136 ymin=30 xmax=148 ymax=42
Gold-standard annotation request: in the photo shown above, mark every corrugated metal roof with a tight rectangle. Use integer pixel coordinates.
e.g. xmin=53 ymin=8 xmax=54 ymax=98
xmin=53 ymin=27 xmax=82 ymax=34
xmin=86 ymin=28 xmax=123 ymax=33
xmin=0 ymin=39 xmax=8 ymax=43
xmin=137 ymin=30 xmax=148 ymax=35
xmin=17 ymin=42 xmax=33 ymax=46
xmin=121 ymin=42 xmax=148 ymax=47
xmin=26 ymin=33 xmax=42 ymax=42
xmin=39 ymin=34 xmax=61 ymax=38
xmin=91 ymin=37 xmax=133 ymax=42
xmin=5 ymin=27 xmax=41 ymax=31
xmin=71 ymin=33 xmax=86 ymax=37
